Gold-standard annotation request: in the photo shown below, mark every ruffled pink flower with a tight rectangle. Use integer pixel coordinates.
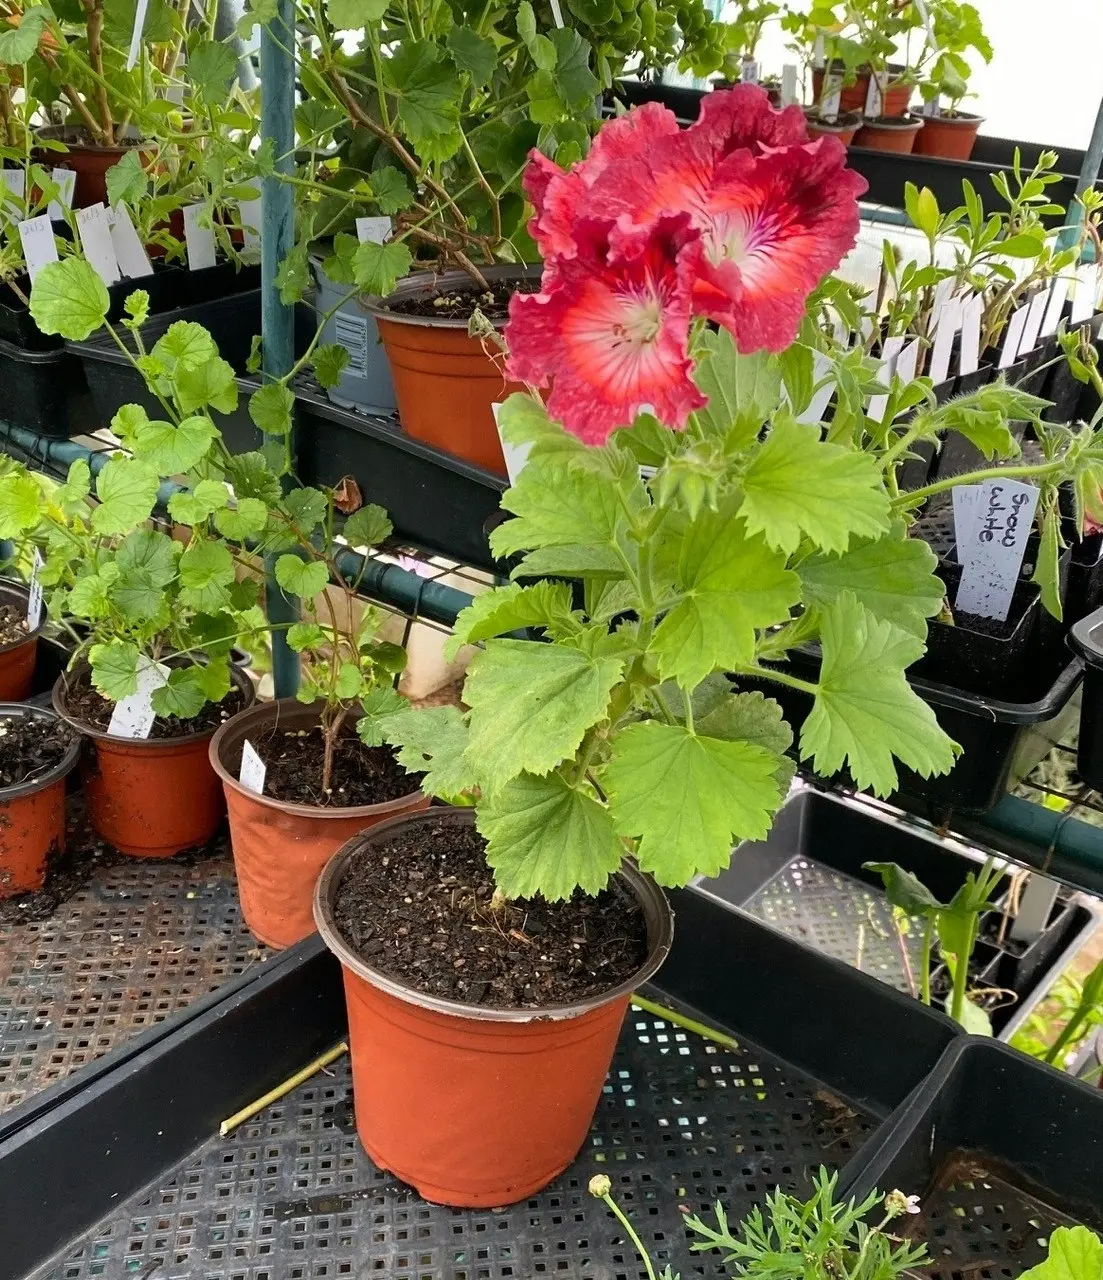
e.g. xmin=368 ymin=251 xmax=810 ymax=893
xmin=505 ymin=215 xmax=706 ymax=444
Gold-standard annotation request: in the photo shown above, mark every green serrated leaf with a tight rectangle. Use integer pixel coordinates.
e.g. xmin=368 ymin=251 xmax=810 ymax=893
xmin=69 ymin=564 xmax=121 ymax=620
xmin=1019 ymin=1227 xmax=1103 ymax=1280
xmin=369 ymin=167 xmax=413 ymax=215
xmin=384 ymin=40 xmax=463 ymax=161
xmin=696 ymin=689 xmax=796 ymax=791
xmin=604 ymin=722 xmax=782 ymax=884
xmin=549 ymin=26 xmax=599 ymax=107
xmin=354 ymin=683 xmax=407 ymax=746
xmin=694 ymin=329 xmax=783 ymax=448
xmin=29 ymin=258 xmax=109 ymax=341
xmin=150 ymin=666 xmax=209 ymax=719
xmin=0 ymin=471 xmax=42 ymax=536
xmin=168 ymin=479 xmax=229 ymax=524
xmin=175 ymin=357 xmax=239 ymax=415
xmin=0 ymin=7 xmax=47 ymax=62
xmin=116 ymin=528 xmax=178 ymax=587
xmin=477 ymin=771 xmax=623 ymax=900
xmin=132 ymin=415 xmax=216 ymax=475
xmin=342 ymin=502 xmax=392 ymax=547
xmin=385 ymin=704 xmax=478 ymax=798
xmin=187 ymin=39 xmax=238 ymax=97
xmin=123 ymin=290 xmax=150 ymax=327
xmin=106 ymin=149 xmax=148 ymax=208
xmin=89 ymin=641 xmax=142 ymax=701
xmin=91 ymin=458 xmax=159 ymax=535
xmin=213 ymin=497 xmax=269 ymax=540
xmin=334 ymin=661 xmax=364 ymax=700
xmin=227 ymin=451 xmax=283 ymax=504
xmin=284 ymin=487 xmax=328 ymax=533
xmin=313 ymin=343 xmax=350 ymax=390
xmin=178 ymin=539 xmax=235 ymax=611
xmin=464 ymin=639 xmax=623 ymax=791
xmin=325 ymin=0 xmax=385 ymax=26
xmin=447 ymin=24 xmax=496 ymax=83
xmin=248 ymin=381 xmax=294 ymax=435
xmin=274 ymin=554 xmax=329 ymax=598
xmin=287 ymin=621 xmax=327 ymax=652
xmin=446 ymin=581 xmax=575 ymax=661
xmin=353 ymin=237 xmax=413 ymax=297
xmin=151 ymin=321 xmax=217 ymax=375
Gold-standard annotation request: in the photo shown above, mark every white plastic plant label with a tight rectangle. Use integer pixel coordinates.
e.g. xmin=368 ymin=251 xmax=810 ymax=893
xmin=741 ymin=56 xmax=759 ymax=85
xmin=76 ymin=203 xmax=121 ymax=285
xmin=780 ymin=64 xmax=798 ymax=107
xmin=107 ymin=658 xmax=170 ymax=739
xmin=355 ymin=217 xmax=391 ymax=244
xmin=954 ymin=480 xmax=1040 ymax=622
xmin=1 ymin=168 xmax=25 ymax=201
xmin=813 ymin=33 xmax=825 ymax=68
xmin=238 ymin=739 xmax=267 ymax=795
xmin=47 ymin=168 xmax=75 ymax=221
xmin=1018 ymin=289 xmax=1049 ymax=360
xmin=127 ymin=0 xmax=151 ymax=69
xmin=1040 ymin=276 xmax=1071 ymax=338
xmin=894 ymin=337 xmax=920 ymax=384
xmin=998 ymin=303 xmax=1030 ymax=369
xmin=796 ymin=351 xmax=835 ymax=425
xmin=919 ymin=95 xmax=941 ymax=118
xmin=491 ymin=402 xmax=531 ymax=485
xmin=182 ymin=203 xmax=217 ymax=271
xmin=548 ymin=0 xmax=564 ymax=26
xmin=26 ymin=548 xmax=44 ymax=630
xmin=18 ymin=214 xmax=58 ymax=283
xmin=109 ymin=203 xmax=154 ymax=279
xmin=959 ymin=293 xmax=983 ymax=374
xmin=1071 ymin=263 xmax=1099 ymax=324
xmin=928 ymin=296 xmax=962 ymax=385
xmin=951 ymin=483 xmax=982 ymax=557
xmin=820 ymin=74 xmax=842 ymax=121
xmin=863 ymin=73 xmax=883 ymax=118
xmin=238 ymin=198 xmax=261 ymax=252
xmin=866 ymin=335 xmax=905 ymax=424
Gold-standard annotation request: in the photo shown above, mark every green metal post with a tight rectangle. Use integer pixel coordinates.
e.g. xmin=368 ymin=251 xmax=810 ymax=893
xmin=260 ymin=0 xmax=300 ymax=698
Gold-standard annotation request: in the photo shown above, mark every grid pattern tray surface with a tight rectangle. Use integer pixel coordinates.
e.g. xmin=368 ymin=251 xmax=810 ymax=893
xmin=34 ymin=1003 xmax=877 ymax=1280
xmin=0 ymin=839 xmax=267 ymax=1113
xmin=741 ymin=856 xmax=924 ymax=994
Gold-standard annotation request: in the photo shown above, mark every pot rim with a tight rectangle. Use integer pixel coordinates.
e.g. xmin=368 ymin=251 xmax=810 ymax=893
xmin=0 ymin=701 xmax=82 ymax=800
xmin=35 ymin=123 xmax=145 ymax=151
xmin=804 ymin=107 xmax=863 ymax=129
xmin=0 ymin=579 xmax=46 ymax=656
xmin=858 ymin=114 xmax=925 ymax=131
xmin=922 ymin=110 xmax=985 ymax=126
xmin=364 ymin=263 xmax=544 ymax=331
xmin=314 ymin=805 xmax=675 ymax=1024
xmin=52 ymin=660 xmax=256 ymax=747
xmin=209 ymin=696 xmax=426 ymax=819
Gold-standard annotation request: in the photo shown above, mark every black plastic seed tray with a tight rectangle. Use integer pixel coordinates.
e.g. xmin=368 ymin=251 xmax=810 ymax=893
xmin=698 ymin=788 xmax=1100 ymax=1040
xmin=846 ymin=1039 xmax=1103 ymax=1279
xmin=0 ymin=886 xmax=960 ymax=1280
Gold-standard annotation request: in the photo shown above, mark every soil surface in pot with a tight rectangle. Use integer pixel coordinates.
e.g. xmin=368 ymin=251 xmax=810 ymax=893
xmin=0 ymin=712 xmax=73 ymax=788
xmin=63 ymin=670 xmax=246 ymax=738
xmin=256 ymin=725 xmax=421 ymax=807
xmin=333 ymin=816 xmax=649 ymax=1008
xmin=385 ymin=277 xmax=541 ymax=323
xmin=978 ymin=905 xmax=1064 ymax=957
xmin=0 ymin=603 xmax=30 ymax=646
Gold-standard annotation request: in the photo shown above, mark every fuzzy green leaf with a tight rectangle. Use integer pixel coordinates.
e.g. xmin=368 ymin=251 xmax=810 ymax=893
xmin=175 ymin=356 xmax=239 ymax=415
xmin=446 ymin=581 xmax=576 ymax=661
xmin=463 ymin=639 xmax=622 ymax=792
xmin=343 ymin=502 xmax=392 ymax=547
xmin=150 ymin=666 xmax=209 ymax=719
xmin=800 ymin=593 xmax=959 ymax=796
xmin=68 ymin=565 xmax=121 ymax=620
xmin=132 ymin=415 xmax=216 ymax=475
xmin=91 ymin=458 xmax=159 ymax=535
xmin=89 ymin=641 xmax=142 ymax=701
xmin=604 ymin=722 xmax=783 ymax=884
xmin=695 ymin=689 xmax=796 ymax=792
xmin=741 ymin=417 xmax=891 ymax=554
xmin=369 ymin=167 xmax=413 ymax=215
xmin=353 ymin=684 xmax=407 ymax=747
xmin=105 ymin=149 xmax=148 ymax=208
xmin=213 ymin=497 xmax=269 ymax=540
xmin=178 ymin=540 xmax=235 ymax=611
xmin=447 ymin=25 xmax=496 ymax=83
xmin=249 ymin=382 xmax=294 ymax=436
xmin=477 ymin=771 xmax=623 ymax=900
xmin=385 ymin=704 xmax=479 ymax=799
xmin=284 ymin=487 xmax=327 ymax=534
xmin=287 ymin=622 xmax=327 ymax=652
xmin=30 ymin=258 xmax=109 ymax=341
xmin=116 ymin=528 xmax=179 ymax=588
xmin=385 ymin=41 xmax=463 ymax=161
xmin=352 ymin=238 xmax=413 ymax=297
xmin=274 ymin=554 xmax=328 ymax=598
xmin=863 ymin=861 xmax=942 ymax=916
xmin=227 ymin=451 xmax=283 ymax=504
xmin=325 ymin=0 xmax=385 ymax=26
xmin=313 ymin=343 xmax=350 ymax=390
xmin=0 ymin=471 xmax=42 ymax=536
xmin=549 ymin=27 xmax=599 ymax=107
xmin=0 ymin=6 xmax=47 ymax=62
xmin=694 ymin=329 xmax=782 ymax=448
xmin=151 ymin=321 xmax=216 ymax=375
xmin=187 ymin=39 xmax=238 ymax=96
xmin=168 ymin=479 xmax=229 ymax=524
xmin=1019 ymin=1227 xmax=1103 ymax=1280
xmin=334 ymin=662 xmax=364 ymax=700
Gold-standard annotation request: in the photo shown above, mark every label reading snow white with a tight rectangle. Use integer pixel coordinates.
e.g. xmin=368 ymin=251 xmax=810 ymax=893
xmin=780 ymin=64 xmax=798 ymax=106
xmin=182 ymin=203 xmax=217 ymax=271
xmin=107 ymin=658 xmax=170 ymax=739
xmin=76 ymin=203 xmax=121 ymax=285
xmin=334 ymin=311 xmax=369 ymax=378
xmin=109 ymin=203 xmax=154 ymax=279
xmin=18 ymin=214 xmax=58 ymax=283
xmin=492 ymin=402 xmax=531 ymax=485
xmin=238 ymin=739 xmax=267 ymax=795
xmin=26 ymin=548 xmax=43 ymax=630
xmin=355 ymin=216 xmax=391 ymax=245
xmin=954 ymin=480 xmax=1040 ymax=622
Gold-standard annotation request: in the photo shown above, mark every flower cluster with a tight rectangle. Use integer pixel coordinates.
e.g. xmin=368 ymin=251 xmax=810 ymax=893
xmin=505 ymin=86 xmax=868 ymax=444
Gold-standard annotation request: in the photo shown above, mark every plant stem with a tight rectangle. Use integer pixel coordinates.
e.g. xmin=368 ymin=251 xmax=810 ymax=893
xmin=601 ymin=1193 xmax=659 ymax=1280
xmin=920 ymin=917 xmax=933 ymax=1006
xmin=949 ymin=917 xmax=977 ymax=1026
xmin=898 ymin=457 xmax=1067 ymax=509
xmin=321 ymin=705 xmax=348 ymax=795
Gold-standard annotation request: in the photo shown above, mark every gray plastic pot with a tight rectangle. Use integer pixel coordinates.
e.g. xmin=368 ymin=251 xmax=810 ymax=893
xmin=310 ymin=253 xmax=397 ymax=414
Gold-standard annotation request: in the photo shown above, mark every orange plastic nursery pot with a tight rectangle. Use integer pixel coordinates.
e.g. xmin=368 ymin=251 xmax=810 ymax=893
xmin=210 ymin=699 xmax=429 ymax=950
xmin=0 ymin=703 xmax=80 ymax=897
xmin=804 ymin=109 xmax=862 ymax=146
xmin=367 ymin=265 xmax=543 ymax=479
xmin=912 ymin=111 xmax=984 ymax=160
xmin=52 ymin=665 xmax=255 ymax=858
xmin=0 ymin=580 xmax=44 ymax=702
xmin=854 ymin=116 xmax=925 ymax=154
xmin=34 ymin=126 xmax=154 ymax=209
xmin=812 ymin=64 xmax=910 ymax=118
xmin=313 ymin=807 xmax=675 ymax=1208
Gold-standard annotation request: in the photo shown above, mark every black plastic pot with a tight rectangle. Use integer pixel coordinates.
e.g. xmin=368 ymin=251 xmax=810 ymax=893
xmin=0 ymin=335 xmax=100 ymax=440
xmin=105 ymin=260 xmax=261 ymax=323
xmin=844 ymin=1039 xmax=1103 ymax=1267
xmin=978 ymin=897 xmax=1084 ymax=992
xmin=1070 ymin=604 xmax=1103 ymax=790
xmin=0 ymin=286 xmax=59 ymax=351
xmin=1066 ymin=528 xmax=1103 ymax=623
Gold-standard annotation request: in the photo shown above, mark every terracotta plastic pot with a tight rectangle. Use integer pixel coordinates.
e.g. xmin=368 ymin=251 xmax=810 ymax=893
xmin=0 ymin=703 xmax=80 ymax=897
xmin=367 ymin=265 xmax=543 ymax=478
xmin=314 ymin=806 xmax=674 ymax=1207
xmin=0 ymin=580 xmax=44 ymax=702
xmin=34 ymin=126 xmax=153 ymax=209
xmin=210 ymin=699 xmax=429 ymax=950
xmin=804 ymin=109 xmax=862 ymax=146
xmin=912 ymin=111 xmax=984 ymax=160
xmin=52 ymin=665 xmax=255 ymax=858
xmin=854 ymin=116 xmax=926 ymax=154
xmin=812 ymin=63 xmax=910 ymax=118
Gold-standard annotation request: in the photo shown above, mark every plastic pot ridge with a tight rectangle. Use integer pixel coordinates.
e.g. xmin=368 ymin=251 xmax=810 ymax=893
xmin=0 ymin=580 xmax=45 ymax=702
xmin=314 ymin=806 xmax=674 ymax=1207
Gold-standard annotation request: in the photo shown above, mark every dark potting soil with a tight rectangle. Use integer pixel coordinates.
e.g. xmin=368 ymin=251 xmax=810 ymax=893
xmin=0 ymin=602 xmax=30 ymax=646
xmin=63 ymin=670 xmax=247 ymax=739
xmin=333 ymin=815 xmax=650 ymax=1008
xmin=254 ymin=725 xmax=421 ymax=807
xmin=385 ymin=277 xmax=541 ymax=323
xmin=978 ymin=908 xmax=1061 ymax=958
xmin=0 ymin=713 xmax=73 ymax=788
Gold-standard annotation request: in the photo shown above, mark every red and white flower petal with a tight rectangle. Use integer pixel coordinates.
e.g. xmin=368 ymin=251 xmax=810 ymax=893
xmin=688 ymin=84 xmax=809 ymax=159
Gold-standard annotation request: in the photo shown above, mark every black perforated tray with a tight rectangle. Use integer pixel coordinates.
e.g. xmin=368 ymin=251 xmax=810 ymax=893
xmin=0 ymin=887 xmax=960 ymax=1279
xmin=847 ymin=1039 xmax=1103 ymax=1278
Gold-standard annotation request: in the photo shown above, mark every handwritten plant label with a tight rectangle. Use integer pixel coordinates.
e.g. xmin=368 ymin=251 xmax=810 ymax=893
xmin=18 ymin=214 xmax=58 ymax=282
xmin=919 ymin=95 xmax=941 ymax=117
xmin=491 ymin=402 xmax=531 ymax=485
xmin=356 ymin=217 xmax=391 ymax=244
xmin=182 ymin=203 xmax=217 ymax=271
xmin=47 ymin=168 xmax=76 ymax=221
xmin=959 ymin=293 xmax=983 ymax=375
xmin=238 ymin=739 xmax=267 ymax=795
xmin=741 ymin=56 xmax=759 ymax=85
xmin=954 ymin=480 xmax=1040 ymax=622
xmin=863 ymin=73 xmax=883 ymax=118
xmin=76 ymin=203 xmax=121 ymax=285
xmin=109 ymin=203 xmax=154 ymax=279
xmin=951 ymin=483 xmax=982 ymax=553
xmin=780 ymin=64 xmax=798 ymax=106
xmin=26 ymin=548 xmax=44 ymax=629
xmin=820 ymin=73 xmax=842 ymax=120
xmin=107 ymin=657 xmax=170 ymax=739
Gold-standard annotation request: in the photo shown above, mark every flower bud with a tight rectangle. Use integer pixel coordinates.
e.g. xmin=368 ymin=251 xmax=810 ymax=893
xmin=589 ymin=1174 xmax=612 ymax=1198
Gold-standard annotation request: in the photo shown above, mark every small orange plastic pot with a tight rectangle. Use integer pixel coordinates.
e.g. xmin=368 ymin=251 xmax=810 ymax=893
xmin=52 ymin=665 xmax=255 ymax=858
xmin=854 ymin=116 xmax=925 ymax=154
xmin=804 ymin=109 xmax=862 ymax=146
xmin=812 ymin=64 xmax=911 ymax=118
xmin=912 ymin=112 xmax=984 ymax=160
xmin=314 ymin=807 xmax=674 ymax=1207
xmin=0 ymin=580 xmax=44 ymax=703
xmin=210 ymin=699 xmax=429 ymax=950
xmin=367 ymin=265 xmax=542 ymax=479
xmin=33 ymin=126 xmax=155 ymax=209
xmin=0 ymin=703 xmax=80 ymax=897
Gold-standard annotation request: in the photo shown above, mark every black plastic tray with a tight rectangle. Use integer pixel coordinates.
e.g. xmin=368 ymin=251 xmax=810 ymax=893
xmin=0 ymin=887 xmax=960 ymax=1279
xmin=0 ymin=336 xmax=100 ymax=440
xmin=698 ymin=788 xmax=1100 ymax=1039
xmin=846 ymin=1039 xmax=1103 ymax=1278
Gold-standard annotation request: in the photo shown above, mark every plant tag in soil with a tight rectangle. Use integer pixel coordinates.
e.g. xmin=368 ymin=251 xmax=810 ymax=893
xmin=1 ymin=168 xmax=25 ymax=212
xmin=491 ymin=402 xmax=531 ymax=484
xmin=18 ymin=214 xmax=58 ymax=283
xmin=863 ymin=74 xmax=883 ymax=117
xmin=26 ymin=548 xmax=43 ymax=630
xmin=954 ymin=479 xmax=1040 ymax=622
xmin=76 ymin=203 xmax=122 ymax=286
xmin=959 ymin=293 xmax=982 ymax=375
xmin=109 ymin=203 xmax=154 ymax=279
xmin=107 ymin=658 xmax=170 ymax=739
xmin=1071 ymin=262 xmax=1100 ymax=324
xmin=866 ymin=335 xmax=905 ymax=424
xmin=952 ymin=483 xmax=983 ymax=556
xmin=780 ymin=64 xmax=798 ymax=106
xmin=820 ymin=75 xmax=842 ymax=120
xmin=741 ymin=56 xmax=759 ymax=84
xmin=929 ymin=296 xmax=962 ymax=385
xmin=796 ymin=351 xmax=835 ymax=424
xmin=47 ymin=169 xmax=75 ymax=221
xmin=238 ymin=198 xmax=261 ymax=252
xmin=813 ymin=33 xmax=825 ymax=67
xmin=1018 ymin=289 xmax=1049 ymax=360
xmin=919 ymin=95 xmax=941 ymax=117
xmin=548 ymin=0 xmax=564 ymax=26
xmin=127 ymin=0 xmax=151 ymax=69
xmin=182 ymin=203 xmax=217 ymax=271
xmin=238 ymin=739 xmax=267 ymax=795
xmin=895 ymin=337 xmax=920 ymax=383
xmin=356 ymin=217 xmax=391 ymax=244
xmin=998 ymin=303 xmax=1030 ymax=369
xmin=1040 ymin=275 xmax=1071 ymax=338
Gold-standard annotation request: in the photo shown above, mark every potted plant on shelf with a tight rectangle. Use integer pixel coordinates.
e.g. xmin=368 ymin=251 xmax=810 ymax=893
xmin=711 ymin=1 xmax=783 ymax=101
xmin=0 ymin=464 xmax=48 ymax=698
xmin=305 ymin=88 xmax=1005 ymax=1210
xmin=912 ymin=0 xmax=992 ymax=159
